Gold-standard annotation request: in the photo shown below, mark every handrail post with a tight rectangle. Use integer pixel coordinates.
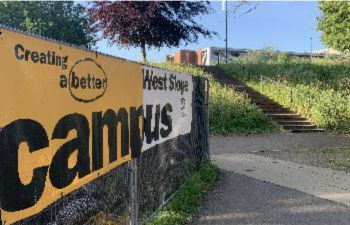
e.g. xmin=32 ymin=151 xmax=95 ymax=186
xmin=252 ymin=73 xmax=328 ymax=120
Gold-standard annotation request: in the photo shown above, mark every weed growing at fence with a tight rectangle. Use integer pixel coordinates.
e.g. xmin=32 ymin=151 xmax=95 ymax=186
xmin=150 ymin=62 xmax=279 ymax=135
xmin=219 ymin=51 xmax=350 ymax=133
xmin=146 ymin=161 xmax=220 ymax=225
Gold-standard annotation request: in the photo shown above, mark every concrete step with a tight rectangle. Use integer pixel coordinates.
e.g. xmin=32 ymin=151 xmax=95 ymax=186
xmin=250 ymin=93 xmax=266 ymax=97
xmin=283 ymin=124 xmax=317 ymax=130
xmin=258 ymin=105 xmax=285 ymax=109
xmin=278 ymin=120 xmax=311 ymax=125
xmin=247 ymin=89 xmax=261 ymax=92
xmin=274 ymin=117 xmax=308 ymax=122
xmin=266 ymin=113 xmax=301 ymax=120
xmin=254 ymin=101 xmax=277 ymax=105
xmin=249 ymin=95 xmax=272 ymax=100
xmin=262 ymin=109 xmax=292 ymax=113
xmin=262 ymin=109 xmax=293 ymax=114
xmin=256 ymin=102 xmax=279 ymax=106
xmin=290 ymin=128 xmax=325 ymax=133
xmin=241 ymin=89 xmax=261 ymax=93
xmin=233 ymin=85 xmax=249 ymax=89
xmin=204 ymin=66 xmax=326 ymax=133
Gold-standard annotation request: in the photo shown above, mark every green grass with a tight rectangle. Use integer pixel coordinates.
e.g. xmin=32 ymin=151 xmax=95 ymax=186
xmin=219 ymin=50 xmax=350 ymax=133
xmin=150 ymin=62 xmax=279 ymax=135
xmin=321 ymin=148 xmax=350 ymax=172
xmin=146 ymin=161 xmax=220 ymax=225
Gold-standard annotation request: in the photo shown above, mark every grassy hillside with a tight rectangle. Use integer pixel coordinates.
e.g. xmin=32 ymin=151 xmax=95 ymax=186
xmin=219 ymin=50 xmax=350 ymax=133
xmin=150 ymin=62 xmax=278 ymax=135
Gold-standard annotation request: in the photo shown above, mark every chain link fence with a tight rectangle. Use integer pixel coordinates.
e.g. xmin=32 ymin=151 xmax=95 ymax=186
xmin=12 ymin=75 xmax=209 ymax=225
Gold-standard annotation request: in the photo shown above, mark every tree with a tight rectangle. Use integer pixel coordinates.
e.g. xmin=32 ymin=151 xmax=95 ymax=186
xmin=229 ymin=1 xmax=259 ymax=18
xmin=0 ymin=1 xmax=96 ymax=48
xmin=89 ymin=1 xmax=215 ymax=62
xmin=317 ymin=2 xmax=350 ymax=53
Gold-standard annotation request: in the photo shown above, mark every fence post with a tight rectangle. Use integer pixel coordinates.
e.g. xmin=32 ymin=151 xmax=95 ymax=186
xmin=290 ymin=90 xmax=293 ymax=104
xmin=205 ymin=79 xmax=210 ymax=159
xmin=129 ymin=158 xmax=139 ymax=225
xmin=260 ymin=75 xmax=263 ymax=91
xmin=0 ymin=128 xmax=4 ymax=225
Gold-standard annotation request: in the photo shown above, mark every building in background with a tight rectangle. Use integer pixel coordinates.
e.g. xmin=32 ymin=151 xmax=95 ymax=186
xmin=166 ymin=49 xmax=199 ymax=65
xmin=166 ymin=47 xmax=341 ymax=66
xmin=166 ymin=47 xmax=248 ymax=66
xmin=312 ymin=48 xmax=342 ymax=56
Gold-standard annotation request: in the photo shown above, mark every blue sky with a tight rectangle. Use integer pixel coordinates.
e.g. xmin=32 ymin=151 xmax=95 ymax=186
xmin=96 ymin=1 xmax=324 ymax=62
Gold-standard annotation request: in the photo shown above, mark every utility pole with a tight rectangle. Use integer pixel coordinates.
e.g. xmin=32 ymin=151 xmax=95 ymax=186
xmin=310 ymin=37 xmax=313 ymax=62
xmin=225 ymin=0 xmax=228 ymax=63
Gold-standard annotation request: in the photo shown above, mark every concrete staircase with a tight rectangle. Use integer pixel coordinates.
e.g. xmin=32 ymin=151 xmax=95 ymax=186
xmin=204 ymin=66 xmax=325 ymax=133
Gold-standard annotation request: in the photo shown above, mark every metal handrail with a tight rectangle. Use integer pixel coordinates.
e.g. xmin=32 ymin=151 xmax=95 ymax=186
xmin=259 ymin=75 xmax=313 ymax=116
xmin=228 ymin=61 xmax=312 ymax=102
xmin=260 ymin=75 xmax=312 ymax=103
xmin=227 ymin=61 xmax=330 ymax=115
xmin=259 ymin=74 xmax=332 ymax=112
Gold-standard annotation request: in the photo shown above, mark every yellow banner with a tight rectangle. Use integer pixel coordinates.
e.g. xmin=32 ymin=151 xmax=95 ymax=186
xmin=0 ymin=28 xmax=143 ymax=224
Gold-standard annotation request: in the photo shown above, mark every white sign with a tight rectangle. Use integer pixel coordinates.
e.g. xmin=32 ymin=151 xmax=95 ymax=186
xmin=142 ymin=66 xmax=193 ymax=151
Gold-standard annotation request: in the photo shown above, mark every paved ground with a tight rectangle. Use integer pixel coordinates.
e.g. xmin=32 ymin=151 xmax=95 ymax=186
xmin=191 ymin=133 xmax=350 ymax=225
xmin=210 ymin=133 xmax=350 ymax=154
xmin=254 ymin=148 xmax=350 ymax=172
xmin=213 ymin=154 xmax=350 ymax=206
xmin=192 ymin=171 xmax=350 ymax=225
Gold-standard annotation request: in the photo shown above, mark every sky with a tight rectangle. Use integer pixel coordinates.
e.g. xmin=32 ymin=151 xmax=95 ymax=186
xmin=96 ymin=1 xmax=325 ymax=62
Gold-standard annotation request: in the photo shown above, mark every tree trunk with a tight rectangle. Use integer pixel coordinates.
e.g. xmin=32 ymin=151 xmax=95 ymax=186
xmin=141 ymin=42 xmax=147 ymax=62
